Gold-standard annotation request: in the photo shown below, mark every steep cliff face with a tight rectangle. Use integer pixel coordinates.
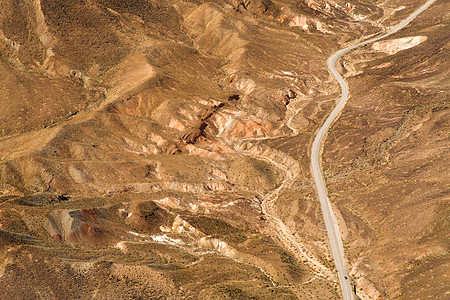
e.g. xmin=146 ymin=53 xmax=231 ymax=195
xmin=0 ymin=0 xmax=447 ymax=298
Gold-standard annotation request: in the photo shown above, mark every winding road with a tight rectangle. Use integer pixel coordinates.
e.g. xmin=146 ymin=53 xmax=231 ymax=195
xmin=310 ymin=1 xmax=437 ymax=299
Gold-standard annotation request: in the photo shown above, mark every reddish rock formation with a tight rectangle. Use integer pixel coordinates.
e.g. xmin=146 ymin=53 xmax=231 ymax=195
xmin=181 ymin=102 xmax=225 ymax=144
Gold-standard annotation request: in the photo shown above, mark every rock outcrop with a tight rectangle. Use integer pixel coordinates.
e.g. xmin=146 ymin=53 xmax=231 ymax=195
xmin=181 ymin=102 xmax=225 ymax=144
xmin=231 ymin=0 xmax=277 ymax=15
xmin=372 ymin=36 xmax=428 ymax=55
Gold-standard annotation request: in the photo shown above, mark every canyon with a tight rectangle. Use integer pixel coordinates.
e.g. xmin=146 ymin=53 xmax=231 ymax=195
xmin=0 ymin=0 xmax=448 ymax=299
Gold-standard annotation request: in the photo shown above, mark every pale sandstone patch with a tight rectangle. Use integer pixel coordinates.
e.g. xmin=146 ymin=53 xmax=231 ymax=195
xmin=371 ymin=36 xmax=427 ymax=55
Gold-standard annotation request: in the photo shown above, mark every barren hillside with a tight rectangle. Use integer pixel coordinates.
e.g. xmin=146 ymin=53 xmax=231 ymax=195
xmin=0 ymin=0 xmax=447 ymax=299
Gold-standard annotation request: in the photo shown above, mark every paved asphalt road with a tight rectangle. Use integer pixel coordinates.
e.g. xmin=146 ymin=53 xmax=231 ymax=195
xmin=310 ymin=1 xmax=437 ymax=299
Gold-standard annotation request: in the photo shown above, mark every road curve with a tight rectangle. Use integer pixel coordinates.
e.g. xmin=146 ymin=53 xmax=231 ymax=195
xmin=310 ymin=1 xmax=437 ymax=299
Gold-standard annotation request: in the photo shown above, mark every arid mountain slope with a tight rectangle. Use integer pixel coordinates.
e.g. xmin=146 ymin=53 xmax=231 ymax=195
xmin=0 ymin=0 xmax=447 ymax=299
xmin=322 ymin=0 xmax=449 ymax=298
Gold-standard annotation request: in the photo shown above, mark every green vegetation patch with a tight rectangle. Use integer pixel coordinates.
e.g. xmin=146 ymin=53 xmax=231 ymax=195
xmin=13 ymin=193 xmax=69 ymax=207
xmin=199 ymin=282 xmax=296 ymax=300
xmin=242 ymin=235 xmax=306 ymax=282
xmin=228 ymin=156 xmax=281 ymax=192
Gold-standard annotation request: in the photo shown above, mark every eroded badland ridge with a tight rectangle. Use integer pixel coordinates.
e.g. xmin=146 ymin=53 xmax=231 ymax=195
xmin=0 ymin=0 xmax=448 ymax=299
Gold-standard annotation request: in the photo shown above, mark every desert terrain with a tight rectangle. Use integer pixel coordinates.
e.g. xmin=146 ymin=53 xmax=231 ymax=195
xmin=0 ymin=0 xmax=448 ymax=299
